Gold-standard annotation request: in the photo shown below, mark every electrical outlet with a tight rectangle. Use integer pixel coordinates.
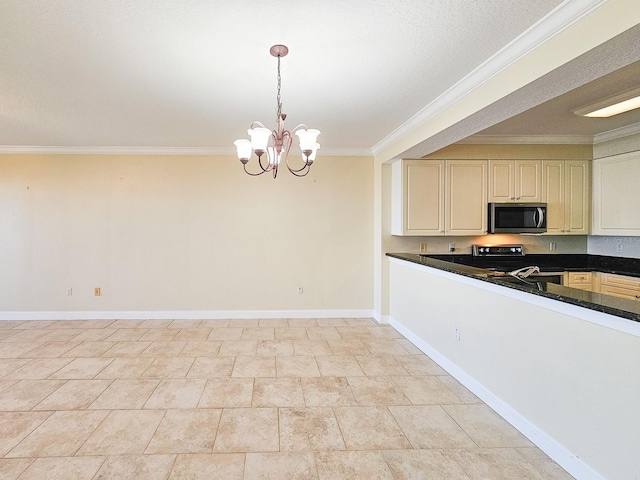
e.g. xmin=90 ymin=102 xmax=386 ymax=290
xmin=549 ymin=242 xmax=557 ymax=251
xmin=94 ymin=287 xmax=101 ymax=296
xmin=448 ymin=243 xmax=455 ymax=252
xmin=616 ymin=244 xmax=624 ymax=253
xmin=66 ymin=288 xmax=72 ymax=296
xmin=454 ymin=327 xmax=460 ymax=341
xmin=419 ymin=242 xmax=427 ymax=253
xmin=297 ymin=286 xmax=303 ymax=295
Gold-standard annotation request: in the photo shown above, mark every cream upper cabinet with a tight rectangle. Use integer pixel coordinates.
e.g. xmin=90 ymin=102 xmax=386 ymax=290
xmin=391 ymin=159 xmax=445 ymax=236
xmin=446 ymin=160 xmax=488 ymax=235
xmin=391 ymin=159 xmax=487 ymax=236
xmin=489 ymin=159 xmax=542 ymax=203
xmin=542 ymin=159 xmax=590 ymax=235
xmin=592 ymin=151 xmax=640 ymax=236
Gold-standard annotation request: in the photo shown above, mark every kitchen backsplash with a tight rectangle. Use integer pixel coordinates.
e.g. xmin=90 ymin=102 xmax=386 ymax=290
xmin=386 ymin=234 xmax=640 ymax=259
xmin=588 ymin=236 xmax=640 ymax=259
xmin=385 ymin=234 xmax=588 ymax=256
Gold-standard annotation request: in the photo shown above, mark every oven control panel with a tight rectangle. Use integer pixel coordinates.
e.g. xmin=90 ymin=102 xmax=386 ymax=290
xmin=472 ymin=244 xmax=524 ymax=257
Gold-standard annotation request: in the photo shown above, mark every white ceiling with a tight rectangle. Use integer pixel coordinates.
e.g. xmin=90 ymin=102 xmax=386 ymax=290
xmin=1 ymin=0 xmax=568 ymax=154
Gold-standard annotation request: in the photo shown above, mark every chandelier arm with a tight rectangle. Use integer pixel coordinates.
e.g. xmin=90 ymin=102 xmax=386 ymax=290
xmin=289 ymin=124 xmax=310 ymax=133
xmin=283 ymin=129 xmax=311 ymax=173
xmin=286 ymin=161 xmax=311 ymax=173
xmin=271 ymin=130 xmax=280 ymax=154
xmin=287 ymin=164 xmax=311 ymax=177
xmin=243 ymin=163 xmax=267 ymax=176
xmin=257 ymin=154 xmax=272 ymax=172
xmin=281 ymin=129 xmax=293 ymax=155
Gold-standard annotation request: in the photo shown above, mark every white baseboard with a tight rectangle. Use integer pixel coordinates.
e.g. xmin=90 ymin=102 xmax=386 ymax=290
xmin=0 ymin=309 xmax=376 ymax=321
xmin=371 ymin=311 xmax=391 ymax=325
xmin=389 ymin=316 xmax=604 ymax=480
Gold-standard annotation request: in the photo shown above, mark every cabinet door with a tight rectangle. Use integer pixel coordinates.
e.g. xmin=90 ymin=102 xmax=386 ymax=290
xmin=592 ymin=151 xmax=640 ymax=236
xmin=516 ymin=160 xmax=542 ymax=202
xmin=564 ymin=160 xmax=590 ymax=235
xmin=542 ymin=159 xmax=590 ymax=235
xmin=446 ymin=160 xmax=487 ymax=235
xmin=597 ymin=272 xmax=640 ymax=300
xmin=542 ymin=160 xmax=564 ymax=234
xmin=600 ymin=285 xmax=640 ymax=301
xmin=391 ymin=160 xmax=445 ymax=236
xmin=564 ymin=271 xmax=594 ymax=291
xmin=488 ymin=160 xmax=514 ymax=202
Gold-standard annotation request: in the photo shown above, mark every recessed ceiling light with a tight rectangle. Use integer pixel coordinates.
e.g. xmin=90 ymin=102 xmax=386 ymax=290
xmin=573 ymin=86 xmax=640 ymax=118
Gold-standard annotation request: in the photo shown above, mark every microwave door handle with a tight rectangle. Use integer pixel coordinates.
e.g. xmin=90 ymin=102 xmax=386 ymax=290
xmin=535 ymin=207 xmax=544 ymax=228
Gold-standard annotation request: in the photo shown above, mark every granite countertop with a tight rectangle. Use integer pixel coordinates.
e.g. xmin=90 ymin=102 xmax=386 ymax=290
xmin=386 ymin=253 xmax=640 ymax=322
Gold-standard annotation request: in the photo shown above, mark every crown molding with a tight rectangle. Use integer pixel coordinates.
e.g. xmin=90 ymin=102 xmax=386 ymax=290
xmin=0 ymin=146 xmax=373 ymax=157
xmin=318 ymin=147 xmax=373 ymax=157
xmin=0 ymin=146 xmax=231 ymax=156
xmin=458 ymin=134 xmax=594 ymax=145
xmin=593 ymin=121 xmax=640 ymax=144
xmin=371 ymin=0 xmax=607 ymax=155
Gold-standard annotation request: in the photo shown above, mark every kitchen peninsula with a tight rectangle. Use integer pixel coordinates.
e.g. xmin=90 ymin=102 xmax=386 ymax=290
xmin=388 ymin=252 xmax=640 ymax=322
xmin=386 ymin=251 xmax=640 ymax=480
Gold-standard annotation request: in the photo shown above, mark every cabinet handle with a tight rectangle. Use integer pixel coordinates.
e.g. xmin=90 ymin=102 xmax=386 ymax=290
xmin=510 ymin=197 xmax=515 ymax=200
xmin=516 ymin=196 xmax=520 ymax=200
xmin=636 ymin=295 xmax=640 ymax=299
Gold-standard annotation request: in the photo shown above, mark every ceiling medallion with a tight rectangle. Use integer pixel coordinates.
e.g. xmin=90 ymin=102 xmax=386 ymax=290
xmin=234 ymin=45 xmax=321 ymax=178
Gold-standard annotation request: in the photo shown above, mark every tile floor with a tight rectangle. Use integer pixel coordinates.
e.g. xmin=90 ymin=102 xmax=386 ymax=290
xmin=0 ymin=318 xmax=573 ymax=479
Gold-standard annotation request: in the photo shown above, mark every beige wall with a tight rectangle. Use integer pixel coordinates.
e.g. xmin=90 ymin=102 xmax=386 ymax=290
xmin=0 ymin=154 xmax=374 ymax=313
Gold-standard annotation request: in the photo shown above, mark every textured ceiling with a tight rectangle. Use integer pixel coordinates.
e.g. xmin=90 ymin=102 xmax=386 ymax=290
xmin=0 ymin=0 xmax=565 ymax=152
xmin=476 ymin=60 xmax=640 ymax=138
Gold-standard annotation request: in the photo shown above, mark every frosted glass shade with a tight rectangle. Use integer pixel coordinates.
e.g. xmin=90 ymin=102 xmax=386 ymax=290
xmin=248 ymin=127 xmax=271 ymax=152
xmin=234 ymin=139 xmax=252 ymax=161
xmin=296 ymin=129 xmax=321 ymax=152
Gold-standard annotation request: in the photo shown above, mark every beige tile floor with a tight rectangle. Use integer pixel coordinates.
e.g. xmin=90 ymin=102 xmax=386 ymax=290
xmin=0 ymin=318 xmax=574 ymax=479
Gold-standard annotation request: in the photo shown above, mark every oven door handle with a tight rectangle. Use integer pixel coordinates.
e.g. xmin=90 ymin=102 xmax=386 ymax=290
xmin=534 ymin=207 xmax=544 ymax=228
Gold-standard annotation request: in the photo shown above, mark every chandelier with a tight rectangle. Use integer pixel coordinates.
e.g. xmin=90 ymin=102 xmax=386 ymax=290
xmin=234 ymin=45 xmax=320 ymax=178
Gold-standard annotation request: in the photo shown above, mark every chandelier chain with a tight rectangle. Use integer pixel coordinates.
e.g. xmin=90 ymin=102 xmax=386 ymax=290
xmin=276 ymin=54 xmax=282 ymax=120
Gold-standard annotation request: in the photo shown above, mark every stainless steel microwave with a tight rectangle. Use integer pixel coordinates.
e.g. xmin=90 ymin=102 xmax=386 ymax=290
xmin=488 ymin=203 xmax=547 ymax=234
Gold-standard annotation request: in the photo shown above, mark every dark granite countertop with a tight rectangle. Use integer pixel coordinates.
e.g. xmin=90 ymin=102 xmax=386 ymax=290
xmin=387 ymin=252 xmax=640 ymax=323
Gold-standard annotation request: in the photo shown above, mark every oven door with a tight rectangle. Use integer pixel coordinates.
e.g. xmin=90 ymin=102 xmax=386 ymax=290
xmin=488 ymin=203 xmax=547 ymax=234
